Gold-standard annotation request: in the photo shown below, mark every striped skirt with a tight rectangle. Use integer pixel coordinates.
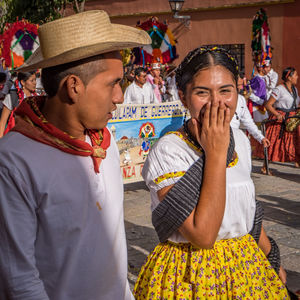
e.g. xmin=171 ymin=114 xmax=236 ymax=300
xmin=133 ymin=234 xmax=289 ymax=299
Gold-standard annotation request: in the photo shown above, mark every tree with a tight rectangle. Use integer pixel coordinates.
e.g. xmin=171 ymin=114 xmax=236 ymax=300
xmin=1 ymin=0 xmax=85 ymax=32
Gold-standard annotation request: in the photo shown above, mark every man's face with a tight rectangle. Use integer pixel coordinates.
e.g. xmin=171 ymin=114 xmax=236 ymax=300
xmin=76 ymin=52 xmax=124 ymax=130
xmin=263 ymin=65 xmax=271 ymax=74
xmin=135 ymin=71 xmax=147 ymax=86
xmin=151 ymin=69 xmax=160 ymax=78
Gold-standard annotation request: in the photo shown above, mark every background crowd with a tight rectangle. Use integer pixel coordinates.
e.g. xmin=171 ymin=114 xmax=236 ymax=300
xmin=0 ymin=51 xmax=299 ymax=169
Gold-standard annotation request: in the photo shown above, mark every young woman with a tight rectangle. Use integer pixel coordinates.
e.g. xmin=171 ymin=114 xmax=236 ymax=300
xmin=0 ymin=71 xmax=36 ymax=137
xmin=133 ymin=47 xmax=289 ymax=299
xmin=257 ymin=67 xmax=299 ymax=170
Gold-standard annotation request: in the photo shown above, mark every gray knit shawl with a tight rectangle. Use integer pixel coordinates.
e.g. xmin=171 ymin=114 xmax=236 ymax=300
xmin=152 ymin=128 xmax=235 ymax=242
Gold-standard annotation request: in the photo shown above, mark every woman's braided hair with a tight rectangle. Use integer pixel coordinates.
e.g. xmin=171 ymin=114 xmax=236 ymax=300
xmin=175 ymin=46 xmax=239 ymax=93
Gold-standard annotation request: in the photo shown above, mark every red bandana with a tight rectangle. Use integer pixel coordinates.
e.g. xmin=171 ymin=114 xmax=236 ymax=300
xmin=12 ymin=96 xmax=111 ymax=173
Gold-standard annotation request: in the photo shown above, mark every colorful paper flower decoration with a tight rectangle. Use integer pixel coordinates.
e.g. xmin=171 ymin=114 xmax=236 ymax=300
xmin=133 ymin=17 xmax=178 ymax=66
xmin=0 ymin=19 xmax=39 ymax=69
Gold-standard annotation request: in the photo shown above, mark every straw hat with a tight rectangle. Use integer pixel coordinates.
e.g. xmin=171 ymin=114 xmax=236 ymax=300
xmin=18 ymin=10 xmax=151 ymax=72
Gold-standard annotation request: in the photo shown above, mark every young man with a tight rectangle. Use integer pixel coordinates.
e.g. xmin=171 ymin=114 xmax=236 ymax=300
xmin=0 ymin=10 xmax=150 ymax=300
xmin=262 ymin=58 xmax=279 ymax=100
xmin=124 ymin=67 xmax=156 ymax=104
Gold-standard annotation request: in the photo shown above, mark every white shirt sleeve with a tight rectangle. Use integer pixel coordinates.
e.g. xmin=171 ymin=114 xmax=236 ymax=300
xmin=269 ymin=70 xmax=278 ymax=90
xmin=3 ymin=93 xmax=13 ymax=111
xmin=239 ymin=96 xmax=265 ymax=143
xmin=123 ymin=84 xmax=132 ymax=104
xmin=249 ymin=93 xmax=265 ymax=105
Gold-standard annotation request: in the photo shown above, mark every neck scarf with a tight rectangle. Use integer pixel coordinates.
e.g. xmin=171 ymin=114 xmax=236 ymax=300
xmin=12 ymin=96 xmax=111 ymax=173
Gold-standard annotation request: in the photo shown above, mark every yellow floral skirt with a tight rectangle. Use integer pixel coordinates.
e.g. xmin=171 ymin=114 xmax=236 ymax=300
xmin=133 ymin=234 xmax=289 ymax=299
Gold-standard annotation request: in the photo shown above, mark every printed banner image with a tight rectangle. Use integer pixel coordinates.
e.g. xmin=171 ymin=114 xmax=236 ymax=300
xmin=108 ymin=101 xmax=186 ymax=183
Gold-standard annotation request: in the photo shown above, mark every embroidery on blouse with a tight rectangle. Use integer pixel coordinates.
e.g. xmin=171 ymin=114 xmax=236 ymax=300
xmin=228 ymin=152 xmax=239 ymax=168
xmin=165 ymin=131 xmax=203 ymax=153
xmin=154 ymin=171 xmax=186 ymax=185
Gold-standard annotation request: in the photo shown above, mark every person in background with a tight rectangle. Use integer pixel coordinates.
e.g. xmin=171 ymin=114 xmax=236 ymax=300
xmin=35 ymin=70 xmax=45 ymax=95
xmin=255 ymin=67 xmax=300 ymax=171
xmin=231 ymin=76 xmax=270 ymax=148
xmin=0 ymin=71 xmax=37 ymax=137
xmin=146 ymin=62 xmax=166 ymax=103
xmin=0 ymin=10 xmax=151 ymax=300
xmin=124 ymin=67 xmax=156 ymax=104
xmin=262 ymin=58 xmax=279 ymax=100
xmin=0 ymin=72 xmax=7 ymax=100
xmin=165 ymin=65 xmax=179 ymax=102
xmin=0 ymin=72 xmax=14 ymax=115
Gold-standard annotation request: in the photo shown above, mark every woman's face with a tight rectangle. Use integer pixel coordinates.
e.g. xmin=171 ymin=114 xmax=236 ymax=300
xmin=289 ymin=70 xmax=298 ymax=85
xmin=22 ymin=74 xmax=36 ymax=93
xmin=181 ymin=65 xmax=238 ymax=122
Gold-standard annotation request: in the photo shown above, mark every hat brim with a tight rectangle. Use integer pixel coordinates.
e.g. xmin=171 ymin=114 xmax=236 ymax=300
xmin=17 ymin=24 xmax=151 ymax=72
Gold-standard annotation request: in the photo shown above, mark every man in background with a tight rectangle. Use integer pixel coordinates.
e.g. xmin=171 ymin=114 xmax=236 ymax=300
xmin=124 ymin=67 xmax=156 ymax=104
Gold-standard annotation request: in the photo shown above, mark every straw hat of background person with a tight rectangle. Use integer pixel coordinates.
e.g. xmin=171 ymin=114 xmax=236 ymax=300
xmin=18 ymin=10 xmax=151 ymax=72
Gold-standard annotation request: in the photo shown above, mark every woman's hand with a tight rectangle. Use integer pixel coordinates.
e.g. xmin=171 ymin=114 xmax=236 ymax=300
xmin=276 ymin=113 xmax=284 ymax=121
xmin=191 ymin=101 xmax=231 ymax=160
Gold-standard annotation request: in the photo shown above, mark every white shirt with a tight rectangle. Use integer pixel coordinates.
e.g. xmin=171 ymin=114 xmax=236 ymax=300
xmin=272 ymin=84 xmax=300 ymax=110
xmin=124 ymin=81 xmax=157 ymax=104
xmin=142 ymin=128 xmax=256 ymax=243
xmin=264 ymin=69 xmax=278 ymax=99
xmin=0 ymin=130 xmax=133 ymax=300
xmin=231 ymin=94 xmax=264 ymax=143
xmin=166 ymin=75 xmax=179 ymax=102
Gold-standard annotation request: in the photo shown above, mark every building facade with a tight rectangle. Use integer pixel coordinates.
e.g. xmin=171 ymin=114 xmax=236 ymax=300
xmin=71 ymin=0 xmax=300 ymax=89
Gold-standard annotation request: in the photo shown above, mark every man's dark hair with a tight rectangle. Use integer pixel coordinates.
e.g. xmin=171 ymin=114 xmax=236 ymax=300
xmin=41 ymin=54 xmax=105 ymax=98
xmin=0 ymin=72 xmax=6 ymax=83
xmin=134 ymin=67 xmax=147 ymax=77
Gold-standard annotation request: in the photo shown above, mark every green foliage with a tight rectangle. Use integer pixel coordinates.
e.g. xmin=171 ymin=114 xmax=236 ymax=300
xmin=1 ymin=0 xmax=85 ymax=32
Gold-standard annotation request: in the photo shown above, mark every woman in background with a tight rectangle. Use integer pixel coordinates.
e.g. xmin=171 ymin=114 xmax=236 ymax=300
xmin=0 ymin=71 xmax=36 ymax=137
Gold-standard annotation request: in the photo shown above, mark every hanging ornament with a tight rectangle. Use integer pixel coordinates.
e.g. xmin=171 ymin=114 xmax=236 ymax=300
xmin=133 ymin=16 xmax=178 ymax=66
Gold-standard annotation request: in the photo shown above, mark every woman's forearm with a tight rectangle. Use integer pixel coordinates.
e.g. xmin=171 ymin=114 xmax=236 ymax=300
xmin=265 ymin=97 xmax=279 ymax=116
xmin=179 ymin=154 xmax=227 ymax=248
xmin=258 ymin=226 xmax=271 ymax=256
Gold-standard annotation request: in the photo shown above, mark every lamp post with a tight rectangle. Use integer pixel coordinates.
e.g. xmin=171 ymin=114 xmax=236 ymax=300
xmin=168 ymin=0 xmax=190 ymax=27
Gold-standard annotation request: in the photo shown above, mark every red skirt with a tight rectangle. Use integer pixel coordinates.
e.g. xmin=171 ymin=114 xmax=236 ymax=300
xmin=251 ymin=109 xmax=300 ymax=162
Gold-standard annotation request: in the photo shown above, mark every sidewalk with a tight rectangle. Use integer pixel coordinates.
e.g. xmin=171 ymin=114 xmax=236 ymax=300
xmin=124 ymin=159 xmax=300 ymax=293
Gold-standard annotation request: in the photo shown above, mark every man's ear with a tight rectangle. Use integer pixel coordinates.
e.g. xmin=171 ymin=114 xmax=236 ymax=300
xmin=178 ymin=90 xmax=187 ymax=108
xmin=64 ymin=75 xmax=85 ymax=103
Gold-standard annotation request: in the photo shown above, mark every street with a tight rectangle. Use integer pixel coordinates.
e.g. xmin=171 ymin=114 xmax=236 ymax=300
xmin=124 ymin=159 xmax=300 ymax=293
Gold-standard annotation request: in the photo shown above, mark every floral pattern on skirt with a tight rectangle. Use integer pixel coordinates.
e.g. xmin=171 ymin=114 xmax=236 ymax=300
xmin=133 ymin=234 xmax=289 ymax=299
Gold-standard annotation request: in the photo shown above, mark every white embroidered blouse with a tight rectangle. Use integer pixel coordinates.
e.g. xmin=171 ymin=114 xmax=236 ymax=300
xmin=142 ymin=127 xmax=256 ymax=243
